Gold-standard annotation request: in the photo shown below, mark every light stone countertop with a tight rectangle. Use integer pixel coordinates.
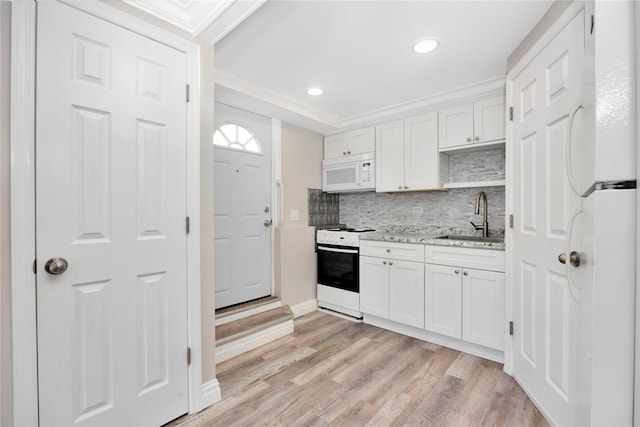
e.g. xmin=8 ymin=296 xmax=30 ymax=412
xmin=360 ymin=227 xmax=505 ymax=251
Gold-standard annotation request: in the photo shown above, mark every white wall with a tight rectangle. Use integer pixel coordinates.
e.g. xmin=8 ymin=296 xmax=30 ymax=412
xmin=274 ymin=123 xmax=323 ymax=307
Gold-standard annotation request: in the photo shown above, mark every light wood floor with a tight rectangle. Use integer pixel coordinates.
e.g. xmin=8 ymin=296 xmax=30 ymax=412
xmin=172 ymin=311 xmax=549 ymax=427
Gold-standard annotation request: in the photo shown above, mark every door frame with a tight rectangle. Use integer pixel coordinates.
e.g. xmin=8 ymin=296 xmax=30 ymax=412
xmin=10 ymin=1 xmax=206 ymax=424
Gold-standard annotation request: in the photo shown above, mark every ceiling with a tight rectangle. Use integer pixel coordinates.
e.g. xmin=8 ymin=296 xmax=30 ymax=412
xmin=127 ymin=0 xmax=554 ymax=133
xmin=213 ymin=1 xmax=553 ymax=132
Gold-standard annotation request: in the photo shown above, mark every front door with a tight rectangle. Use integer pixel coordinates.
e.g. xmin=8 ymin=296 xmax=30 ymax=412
xmin=36 ymin=3 xmax=189 ymax=425
xmin=510 ymin=9 xmax=584 ymax=426
xmin=214 ymin=103 xmax=272 ymax=309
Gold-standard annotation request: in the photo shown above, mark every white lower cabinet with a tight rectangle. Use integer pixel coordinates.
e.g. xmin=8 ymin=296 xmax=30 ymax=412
xmin=360 ymin=241 xmax=425 ymax=328
xmin=424 ymin=264 xmax=462 ymax=339
xmin=424 ymin=255 xmax=505 ymax=351
xmin=389 ymin=260 xmax=424 ymax=328
xmin=359 ymin=255 xmax=390 ymax=319
xmin=462 ymin=268 xmax=505 ymax=350
xmin=361 ymin=241 xmax=505 ymax=354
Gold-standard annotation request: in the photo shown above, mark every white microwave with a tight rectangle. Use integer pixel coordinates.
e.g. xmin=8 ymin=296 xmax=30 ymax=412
xmin=322 ymin=152 xmax=376 ymax=193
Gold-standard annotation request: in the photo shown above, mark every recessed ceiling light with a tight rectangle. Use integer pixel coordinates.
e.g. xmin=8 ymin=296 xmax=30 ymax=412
xmin=412 ymin=39 xmax=439 ymax=54
xmin=306 ymin=87 xmax=324 ymax=96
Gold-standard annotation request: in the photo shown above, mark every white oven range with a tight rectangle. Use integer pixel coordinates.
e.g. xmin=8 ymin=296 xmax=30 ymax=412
xmin=316 ymin=228 xmax=375 ymax=319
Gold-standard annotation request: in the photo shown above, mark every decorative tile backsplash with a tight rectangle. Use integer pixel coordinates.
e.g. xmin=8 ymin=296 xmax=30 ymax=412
xmin=339 ymin=148 xmax=506 ymax=233
xmin=339 ymin=187 xmax=505 ymax=233
xmin=307 ymin=189 xmax=339 ymax=226
xmin=448 ymin=148 xmax=505 ymax=183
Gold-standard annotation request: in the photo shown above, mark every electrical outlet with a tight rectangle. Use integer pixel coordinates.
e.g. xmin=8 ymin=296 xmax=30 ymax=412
xmin=412 ymin=206 xmax=424 ymax=214
xmin=290 ymin=209 xmax=300 ymax=221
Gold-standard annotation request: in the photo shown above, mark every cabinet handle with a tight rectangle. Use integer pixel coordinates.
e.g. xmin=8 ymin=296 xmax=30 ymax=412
xmin=466 ymin=137 xmax=472 ymax=142
xmin=455 ymin=269 xmax=460 ymax=274
xmin=347 ymin=150 xmax=351 ymax=154
xmin=389 ymin=261 xmax=394 ymax=266
xmin=383 ymin=260 xmax=387 ymax=265
xmin=463 ymin=271 xmax=469 ymax=276
xmin=343 ymin=151 xmax=347 ymax=155
xmin=404 ymin=186 xmax=408 ymax=189
xmin=386 ymin=249 xmax=391 ymax=253
xmin=475 ymin=136 xmax=480 ymax=141
xmin=398 ymin=186 xmax=402 ymax=190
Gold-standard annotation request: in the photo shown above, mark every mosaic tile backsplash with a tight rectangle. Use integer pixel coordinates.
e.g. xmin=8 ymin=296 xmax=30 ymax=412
xmin=308 ymin=189 xmax=339 ymax=226
xmin=340 ymin=148 xmax=506 ymax=233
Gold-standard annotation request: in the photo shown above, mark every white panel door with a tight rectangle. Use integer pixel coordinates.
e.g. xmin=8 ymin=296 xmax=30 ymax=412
xmin=36 ymin=3 xmax=188 ymax=425
xmin=214 ymin=103 xmax=272 ymax=309
xmin=424 ymin=264 xmax=462 ymax=339
xmin=389 ymin=260 xmax=424 ymax=328
xmin=375 ymin=120 xmax=404 ymax=192
xmin=511 ymin=9 xmax=584 ymax=426
xmin=359 ymin=256 xmax=389 ymax=318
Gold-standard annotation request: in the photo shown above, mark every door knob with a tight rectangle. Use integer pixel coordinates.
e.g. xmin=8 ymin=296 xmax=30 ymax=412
xmin=264 ymin=219 xmax=273 ymax=227
xmin=558 ymin=252 xmax=581 ymax=267
xmin=44 ymin=257 xmax=68 ymax=275
xmin=569 ymin=251 xmax=581 ymax=267
xmin=475 ymin=136 xmax=480 ymax=141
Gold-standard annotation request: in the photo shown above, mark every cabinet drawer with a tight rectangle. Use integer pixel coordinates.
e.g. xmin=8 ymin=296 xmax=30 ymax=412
xmin=360 ymin=241 xmax=425 ymax=262
xmin=424 ymin=245 xmax=504 ymax=272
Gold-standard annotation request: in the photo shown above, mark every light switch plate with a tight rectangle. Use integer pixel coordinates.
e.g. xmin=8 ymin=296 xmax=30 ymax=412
xmin=290 ymin=209 xmax=300 ymax=221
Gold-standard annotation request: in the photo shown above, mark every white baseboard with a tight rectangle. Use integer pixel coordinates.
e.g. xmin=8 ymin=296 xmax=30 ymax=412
xmin=289 ymin=299 xmax=317 ymax=318
xmin=215 ymin=320 xmax=294 ymax=363
xmin=363 ymin=314 xmax=504 ymax=363
xmin=200 ymin=378 xmax=221 ymax=409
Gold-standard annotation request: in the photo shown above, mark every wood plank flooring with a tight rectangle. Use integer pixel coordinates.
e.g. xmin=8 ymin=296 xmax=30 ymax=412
xmin=172 ymin=311 xmax=549 ymax=427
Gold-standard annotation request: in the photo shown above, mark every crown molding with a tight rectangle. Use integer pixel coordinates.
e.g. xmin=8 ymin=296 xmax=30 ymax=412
xmin=336 ymin=75 xmax=506 ymax=132
xmin=123 ymin=0 xmax=233 ymax=34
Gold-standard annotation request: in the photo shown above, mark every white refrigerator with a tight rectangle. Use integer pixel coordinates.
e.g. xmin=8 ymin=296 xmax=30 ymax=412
xmin=571 ymin=2 xmax=637 ymax=423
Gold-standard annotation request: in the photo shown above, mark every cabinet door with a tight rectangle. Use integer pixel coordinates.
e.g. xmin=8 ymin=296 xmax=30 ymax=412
xmin=404 ymin=112 xmax=443 ymax=191
xmin=324 ymin=133 xmax=348 ymax=158
xmin=473 ymin=95 xmax=505 ymax=143
xmin=389 ymin=260 xmax=424 ymax=328
xmin=348 ymin=126 xmax=375 ymax=154
xmin=359 ymin=256 xmax=389 ymax=318
xmin=462 ymin=269 xmax=505 ymax=350
xmin=425 ymin=264 xmax=462 ymax=338
xmin=375 ymin=120 xmax=405 ymax=192
xmin=438 ymin=103 xmax=473 ymax=149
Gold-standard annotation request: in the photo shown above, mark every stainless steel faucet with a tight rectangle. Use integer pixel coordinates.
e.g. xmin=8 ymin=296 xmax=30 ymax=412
xmin=471 ymin=191 xmax=489 ymax=237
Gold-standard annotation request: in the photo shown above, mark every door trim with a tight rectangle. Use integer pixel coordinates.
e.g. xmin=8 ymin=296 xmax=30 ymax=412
xmin=10 ymin=1 xmax=207 ymax=424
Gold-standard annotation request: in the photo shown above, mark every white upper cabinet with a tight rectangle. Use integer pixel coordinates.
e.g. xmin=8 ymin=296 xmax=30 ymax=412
xmin=376 ymin=112 xmax=447 ymax=192
xmin=438 ymin=95 xmax=505 ymax=151
xmin=324 ymin=126 xmax=375 ymax=159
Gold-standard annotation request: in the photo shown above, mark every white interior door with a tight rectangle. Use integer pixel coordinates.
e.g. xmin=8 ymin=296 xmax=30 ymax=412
xmin=36 ymin=2 xmax=189 ymax=425
xmin=510 ymin=9 xmax=584 ymax=426
xmin=214 ymin=103 xmax=272 ymax=309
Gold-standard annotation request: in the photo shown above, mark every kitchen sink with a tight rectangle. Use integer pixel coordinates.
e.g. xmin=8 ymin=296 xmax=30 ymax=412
xmin=436 ymin=235 xmax=504 ymax=244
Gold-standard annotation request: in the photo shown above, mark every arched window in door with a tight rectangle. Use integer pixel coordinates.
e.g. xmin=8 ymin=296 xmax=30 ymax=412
xmin=213 ymin=123 xmax=262 ymax=154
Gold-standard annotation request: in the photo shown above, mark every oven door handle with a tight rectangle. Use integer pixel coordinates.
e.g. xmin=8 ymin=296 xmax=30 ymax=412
xmin=317 ymin=246 xmax=358 ymax=254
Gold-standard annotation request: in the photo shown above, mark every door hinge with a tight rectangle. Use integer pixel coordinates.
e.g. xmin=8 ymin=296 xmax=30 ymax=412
xmin=187 ymin=347 xmax=191 ymax=365
xmin=186 ymin=84 xmax=190 ymax=103
xmin=509 ymin=321 xmax=514 ymax=336
xmin=509 ymin=214 xmax=514 ymax=228
xmin=509 ymin=106 xmax=514 ymax=121
xmin=32 ymin=259 xmax=37 ymax=274
xmin=186 ymin=216 xmax=190 ymax=234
